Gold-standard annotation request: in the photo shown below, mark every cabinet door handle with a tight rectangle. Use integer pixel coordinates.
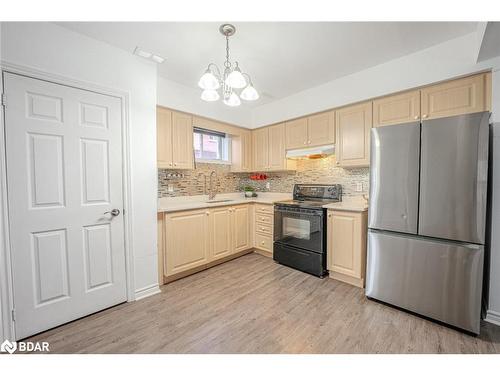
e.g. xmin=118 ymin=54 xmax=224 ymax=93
xmin=414 ymin=115 xmax=419 ymax=120
xmin=261 ymin=241 xmax=265 ymax=245
xmin=422 ymin=114 xmax=428 ymax=119
xmin=303 ymin=141 xmax=307 ymax=145
xmin=205 ymin=211 xmax=210 ymax=215
xmin=308 ymin=140 xmax=311 ymax=144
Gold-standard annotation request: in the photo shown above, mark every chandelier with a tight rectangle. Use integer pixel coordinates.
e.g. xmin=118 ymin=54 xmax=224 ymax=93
xmin=198 ymin=24 xmax=259 ymax=107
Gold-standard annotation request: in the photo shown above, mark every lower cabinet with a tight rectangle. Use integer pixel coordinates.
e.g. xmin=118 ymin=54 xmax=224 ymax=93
xmin=162 ymin=204 xmax=253 ymax=280
xmin=327 ymin=209 xmax=368 ymax=288
xmin=210 ymin=206 xmax=233 ymax=260
xmin=233 ymin=205 xmax=252 ymax=252
xmin=165 ymin=209 xmax=211 ymax=276
xmin=253 ymin=204 xmax=274 ymax=255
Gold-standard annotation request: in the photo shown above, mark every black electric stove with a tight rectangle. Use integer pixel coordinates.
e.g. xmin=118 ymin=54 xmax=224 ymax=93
xmin=273 ymin=184 xmax=342 ymax=277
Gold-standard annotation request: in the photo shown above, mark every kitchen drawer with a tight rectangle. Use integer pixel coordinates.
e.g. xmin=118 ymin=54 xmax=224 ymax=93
xmin=255 ymin=204 xmax=274 ymax=215
xmin=255 ymin=233 xmax=273 ymax=252
xmin=256 ymin=223 xmax=273 ymax=236
xmin=256 ymin=213 xmax=273 ymax=225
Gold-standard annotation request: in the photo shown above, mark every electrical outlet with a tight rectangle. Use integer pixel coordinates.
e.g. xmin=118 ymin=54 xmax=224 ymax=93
xmin=266 ymin=182 xmax=271 ymax=190
xmin=356 ymin=182 xmax=363 ymax=192
xmin=168 ymin=184 xmax=174 ymax=193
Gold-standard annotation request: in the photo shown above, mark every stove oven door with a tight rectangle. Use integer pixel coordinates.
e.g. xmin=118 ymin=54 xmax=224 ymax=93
xmin=274 ymin=205 xmax=324 ymax=253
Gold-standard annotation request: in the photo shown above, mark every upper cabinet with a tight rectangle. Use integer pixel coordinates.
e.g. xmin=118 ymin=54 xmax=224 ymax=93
xmin=335 ymin=101 xmax=372 ymax=168
xmin=252 ymin=127 xmax=269 ymax=171
xmin=158 ymin=72 xmax=492 ymax=172
xmin=373 ymin=90 xmax=420 ymax=127
xmin=308 ymin=111 xmax=335 ymax=146
xmin=253 ymin=123 xmax=294 ymax=171
xmin=285 ymin=111 xmax=335 ymax=149
xmin=157 ymin=107 xmax=194 ymax=169
xmin=421 ymin=73 xmax=488 ymax=121
xmin=157 ymin=106 xmax=173 ymax=168
xmin=231 ymin=130 xmax=253 ymax=172
xmin=268 ymin=123 xmax=287 ymax=170
xmin=285 ymin=118 xmax=308 ymax=149
xmin=171 ymin=111 xmax=194 ymax=169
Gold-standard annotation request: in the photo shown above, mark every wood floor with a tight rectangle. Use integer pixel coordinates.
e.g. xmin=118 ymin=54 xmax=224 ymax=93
xmin=28 ymin=253 xmax=500 ymax=353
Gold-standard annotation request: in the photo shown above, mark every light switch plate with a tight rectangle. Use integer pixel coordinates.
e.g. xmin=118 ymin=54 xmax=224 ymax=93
xmin=356 ymin=182 xmax=363 ymax=192
xmin=168 ymin=184 xmax=174 ymax=193
xmin=266 ymin=182 xmax=271 ymax=189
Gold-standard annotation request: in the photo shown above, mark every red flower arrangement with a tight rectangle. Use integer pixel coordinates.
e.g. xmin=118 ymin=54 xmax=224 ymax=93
xmin=249 ymin=173 xmax=268 ymax=180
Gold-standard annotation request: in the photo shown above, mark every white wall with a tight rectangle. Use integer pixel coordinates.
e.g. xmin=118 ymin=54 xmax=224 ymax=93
xmin=0 ymin=22 xmax=159 ymax=337
xmin=252 ymin=32 xmax=500 ymax=127
xmin=157 ymin=76 xmax=252 ymax=127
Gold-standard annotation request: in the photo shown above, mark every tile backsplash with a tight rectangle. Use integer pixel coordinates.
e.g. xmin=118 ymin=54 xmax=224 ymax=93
xmin=158 ymin=156 xmax=369 ymax=198
xmin=158 ymin=162 xmax=239 ymax=197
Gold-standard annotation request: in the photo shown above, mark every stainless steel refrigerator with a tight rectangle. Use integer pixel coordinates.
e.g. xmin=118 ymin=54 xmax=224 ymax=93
xmin=366 ymin=111 xmax=490 ymax=334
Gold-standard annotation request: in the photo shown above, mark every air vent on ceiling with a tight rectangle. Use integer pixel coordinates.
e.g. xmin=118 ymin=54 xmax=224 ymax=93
xmin=133 ymin=47 xmax=165 ymax=64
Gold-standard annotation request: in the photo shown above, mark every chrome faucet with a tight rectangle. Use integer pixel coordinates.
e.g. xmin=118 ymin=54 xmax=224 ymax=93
xmin=208 ymin=170 xmax=217 ymax=200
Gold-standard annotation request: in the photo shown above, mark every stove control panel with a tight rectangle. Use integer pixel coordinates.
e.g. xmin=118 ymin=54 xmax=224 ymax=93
xmin=293 ymin=184 xmax=342 ymax=201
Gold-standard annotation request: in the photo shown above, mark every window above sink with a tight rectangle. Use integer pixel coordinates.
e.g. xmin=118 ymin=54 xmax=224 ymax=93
xmin=193 ymin=127 xmax=231 ymax=164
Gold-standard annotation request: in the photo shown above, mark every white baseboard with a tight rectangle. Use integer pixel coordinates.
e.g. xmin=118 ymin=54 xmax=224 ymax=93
xmin=485 ymin=310 xmax=500 ymax=326
xmin=134 ymin=284 xmax=161 ymax=301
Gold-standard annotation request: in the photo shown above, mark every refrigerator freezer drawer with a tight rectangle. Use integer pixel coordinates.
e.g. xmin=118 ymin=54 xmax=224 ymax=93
xmin=366 ymin=229 xmax=484 ymax=334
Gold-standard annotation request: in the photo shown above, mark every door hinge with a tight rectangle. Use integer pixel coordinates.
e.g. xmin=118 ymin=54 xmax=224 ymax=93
xmin=1 ymin=94 xmax=6 ymax=107
xmin=11 ymin=309 xmax=16 ymax=322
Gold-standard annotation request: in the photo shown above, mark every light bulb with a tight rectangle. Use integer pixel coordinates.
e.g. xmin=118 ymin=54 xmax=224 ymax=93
xmin=198 ymin=70 xmax=220 ymax=90
xmin=223 ymin=92 xmax=241 ymax=107
xmin=201 ymin=89 xmax=220 ymax=102
xmin=225 ymin=66 xmax=246 ymax=89
xmin=240 ymin=84 xmax=259 ymax=101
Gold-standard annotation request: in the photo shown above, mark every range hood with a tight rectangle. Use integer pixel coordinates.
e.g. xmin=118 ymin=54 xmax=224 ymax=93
xmin=286 ymin=144 xmax=335 ymax=159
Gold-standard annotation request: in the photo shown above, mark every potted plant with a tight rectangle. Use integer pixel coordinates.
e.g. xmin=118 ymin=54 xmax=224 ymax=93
xmin=243 ymin=186 xmax=256 ymax=198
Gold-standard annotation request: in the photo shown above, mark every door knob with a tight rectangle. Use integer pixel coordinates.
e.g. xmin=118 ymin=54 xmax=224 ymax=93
xmin=104 ymin=209 xmax=120 ymax=217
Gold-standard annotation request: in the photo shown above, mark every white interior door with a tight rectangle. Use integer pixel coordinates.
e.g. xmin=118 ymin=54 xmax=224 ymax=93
xmin=3 ymin=72 xmax=127 ymax=339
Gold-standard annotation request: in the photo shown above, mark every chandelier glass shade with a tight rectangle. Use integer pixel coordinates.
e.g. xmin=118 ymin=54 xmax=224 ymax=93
xmin=198 ymin=24 xmax=259 ymax=106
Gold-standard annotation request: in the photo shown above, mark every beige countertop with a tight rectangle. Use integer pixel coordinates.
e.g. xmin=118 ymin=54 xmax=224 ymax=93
xmin=158 ymin=192 xmax=292 ymax=213
xmin=323 ymin=196 xmax=369 ymax=212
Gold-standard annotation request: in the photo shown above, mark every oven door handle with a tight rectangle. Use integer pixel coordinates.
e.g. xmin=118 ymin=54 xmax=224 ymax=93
xmin=274 ymin=207 xmax=324 ymax=216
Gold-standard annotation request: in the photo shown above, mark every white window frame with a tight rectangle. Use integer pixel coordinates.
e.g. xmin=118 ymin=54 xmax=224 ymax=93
xmin=193 ymin=127 xmax=231 ymax=165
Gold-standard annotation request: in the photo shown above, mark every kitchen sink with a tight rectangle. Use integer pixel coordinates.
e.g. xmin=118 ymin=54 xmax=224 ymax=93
xmin=205 ymin=199 xmax=233 ymax=203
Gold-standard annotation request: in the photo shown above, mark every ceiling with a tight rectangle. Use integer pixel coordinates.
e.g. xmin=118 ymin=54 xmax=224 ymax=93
xmin=59 ymin=22 xmax=478 ymax=106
